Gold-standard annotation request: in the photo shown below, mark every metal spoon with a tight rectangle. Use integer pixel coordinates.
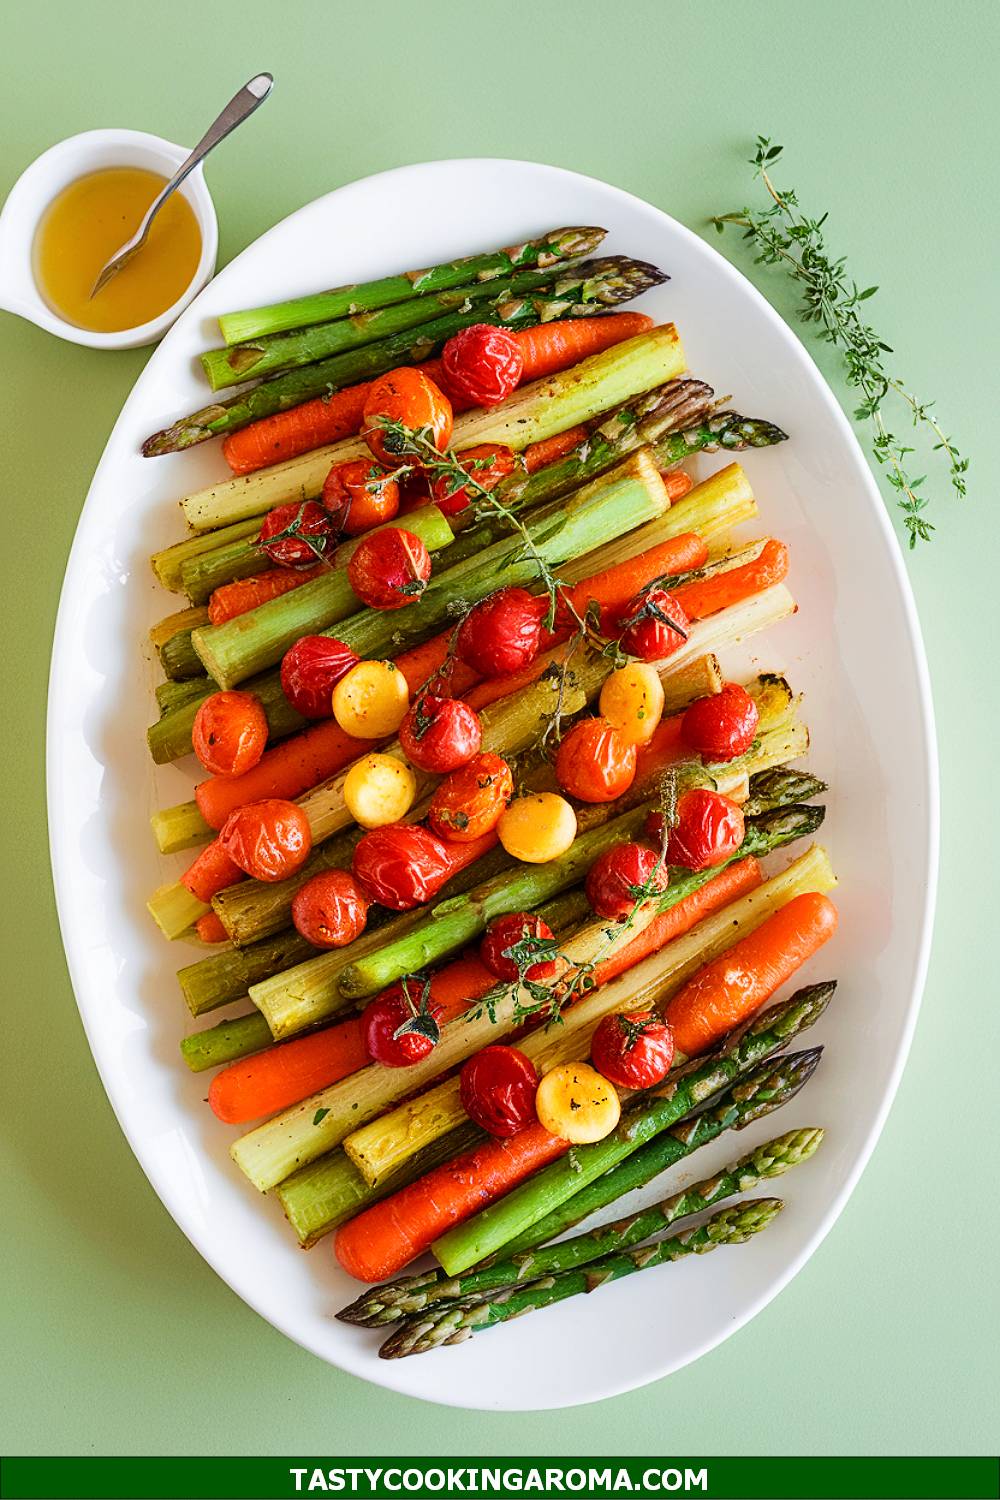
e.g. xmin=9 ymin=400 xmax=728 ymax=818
xmin=90 ymin=73 xmax=274 ymax=298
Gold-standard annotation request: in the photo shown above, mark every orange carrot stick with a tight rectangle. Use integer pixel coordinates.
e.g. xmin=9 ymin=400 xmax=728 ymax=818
xmin=663 ymin=890 xmax=838 ymax=1058
xmin=334 ymin=1123 xmax=568 ymax=1282
xmin=592 ymin=856 xmax=763 ymax=988
xmin=221 ymin=381 xmax=372 ymax=476
xmin=207 ymin=566 xmax=324 ymax=625
xmin=195 ymin=911 xmax=229 ymax=944
xmin=511 ymin=313 xmax=654 ymax=384
xmin=181 ymin=839 xmax=245 ymax=903
xmin=673 ymin=539 xmax=789 ymax=622
xmin=208 ymin=957 xmax=496 ymax=1124
xmin=662 ymin=470 xmax=694 ymax=503
xmin=220 ymin=316 xmax=654 ymax=476
xmin=523 ymin=425 xmax=589 ymax=474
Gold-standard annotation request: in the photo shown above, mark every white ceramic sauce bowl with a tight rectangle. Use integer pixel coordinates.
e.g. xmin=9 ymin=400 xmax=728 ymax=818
xmin=0 ymin=128 xmax=218 ymax=349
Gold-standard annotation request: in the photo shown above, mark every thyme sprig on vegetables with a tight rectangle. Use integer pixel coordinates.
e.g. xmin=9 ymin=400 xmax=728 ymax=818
xmin=711 ymin=138 xmax=968 ymax=546
xmin=371 ymin=417 xmax=613 ymax=737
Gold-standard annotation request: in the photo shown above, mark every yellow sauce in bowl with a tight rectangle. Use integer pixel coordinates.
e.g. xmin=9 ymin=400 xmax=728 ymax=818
xmin=32 ymin=167 xmax=202 ymax=333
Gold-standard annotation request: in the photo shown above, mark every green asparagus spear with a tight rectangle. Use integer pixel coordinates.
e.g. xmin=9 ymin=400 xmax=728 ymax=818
xmin=340 ymin=1120 xmax=824 ymax=1326
xmin=203 ymin=263 xmax=594 ymax=390
xmin=143 ymin=257 xmax=666 ymax=454
xmin=157 ymin=627 xmax=204 ymax=681
xmin=381 ymin=1199 xmax=784 ymax=1357
xmin=432 ymin=985 xmax=833 ymax=1276
xmin=155 ymin=676 xmax=210 ymax=716
xmin=180 ymin=1011 xmax=272 ymax=1072
xmin=493 ymin=1038 xmax=828 ymax=1258
xmin=217 ymin=227 xmax=607 ymax=345
xmin=742 ymin=765 xmax=828 ymax=817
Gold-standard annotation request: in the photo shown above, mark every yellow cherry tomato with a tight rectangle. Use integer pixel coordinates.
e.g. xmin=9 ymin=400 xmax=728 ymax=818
xmin=343 ymin=753 xmax=416 ymax=829
xmin=535 ymin=1062 xmax=621 ymax=1143
xmin=332 ymin=659 xmax=409 ymax=739
xmin=599 ymin=662 xmax=665 ymax=745
xmin=497 ymin=793 xmax=577 ymax=864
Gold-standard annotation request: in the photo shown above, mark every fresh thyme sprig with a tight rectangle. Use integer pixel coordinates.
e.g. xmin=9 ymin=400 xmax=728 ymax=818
xmin=711 ymin=137 xmax=968 ymax=547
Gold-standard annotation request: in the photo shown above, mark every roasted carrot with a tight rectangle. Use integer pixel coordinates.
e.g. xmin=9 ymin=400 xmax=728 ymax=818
xmin=523 ymin=425 xmax=589 ymax=474
xmin=673 ymin=539 xmax=789 ymax=621
xmin=195 ymin=911 xmax=230 ymax=944
xmin=220 ymin=316 xmax=654 ymax=477
xmin=511 ymin=313 xmax=654 ymax=384
xmin=207 ymin=565 xmax=324 ymax=625
xmin=664 ymin=890 xmax=839 ymax=1058
xmin=334 ymin=1122 xmax=568 ymax=1282
xmin=181 ymin=838 xmax=245 ymax=903
xmin=221 ymin=380 xmax=372 ymax=476
xmin=633 ymin=714 xmax=688 ymax=787
xmin=560 ymin=531 xmax=709 ymax=634
xmin=208 ymin=956 xmax=496 ymax=1124
xmin=663 ymin=470 xmax=694 ymax=503
xmin=592 ymin=856 xmax=763 ymax=988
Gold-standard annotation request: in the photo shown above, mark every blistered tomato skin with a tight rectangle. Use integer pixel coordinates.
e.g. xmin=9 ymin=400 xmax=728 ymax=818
xmin=427 ymin=752 xmax=514 ymax=842
xmin=455 ymin=588 xmax=547 ymax=678
xmin=615 ymin=586 xmax=689 ymax=663
xmin=362 ymin=981 xmax=443 ymax=1068
xmin=667 ymin=788 xmax=745 ymax=871
xmin=322 ymin=458 xmax=400 ymax=535
xmin=219 ymin=798 xmax=313 ymax=882
xmin=332 ymin=659 xmax=410 ymax=739
xmin=430 ymin=443 xmax=517 ymax=516
xmin=342 ymin=753 xmax=417 ymax=829
xmin=480 ymin=913 xmax=558 ymax=982
xmin=192 ymin=691 xmax=268 ymax=778
xmin=460 ymin=1045 xmax=539 ymax=1137
xmin=681 ymin=682 xmax=760 ymax=762
xmin=441 ymin=325 xmax=524 ymax=408
xmin=280 ymin=635 xmax=360 ymax=719
xmin=352 ymin=824 xmax=454 ymax=910
xmin=362 ymin=368 xmax=453 ymax=465
xmin=554 ymin=718 xmax=637 ymax=803
xmin=398 ymin=694 xmax=482 ymax=774
xmin=346 ymin=526 xmax=431 ymax=610
xmin=585 ymin=842 xmax=668 ymax=921
xmin=591 ymin=1010 xmax=675 ymax=1090
xmin=291 ymin=869 xmax=369 ymax=948
xmin=259 ymin=500 xmax=335 ymax=569
xmin=535 ymin=1062 xmax=621 ymax=1144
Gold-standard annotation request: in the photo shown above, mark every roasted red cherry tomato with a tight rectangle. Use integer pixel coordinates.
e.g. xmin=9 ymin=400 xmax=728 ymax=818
xmin=460 ymin=1045 xmax=539 ymax=1137
xmin=258 ymin=500 xmax=335 ymax=569
xmin=362 ymin=977 xmax=443 ymax=1068
xmin=398 ymin=693 xmax=482 ymax=774
xmin=615 ymin=586 xmax=689 ymax=663
xmin=191 ymin=690 xmax=268 ymax=778
xmin=291 ymin=869 xmax=369 ymax=948
xmin=347 ymin=526 xmax=431 ymax=610
xmin=280 ymin=635 xmax=360 ymax=719
xmin=352 ymin=824 xmax=454 ymax=910
xmin=442 ymin=325 xmax=524 ymax=408
xmin=430 ymin=443 xmax=517 ymax=516
xmin=219 ymin=798 xmax=312 ymax=882
xmin=362 ymin=368 xmax=453 ymax=465
xmin=427 ymin=752 xmax=514 ymax=842
xmin=585 ymin=842 xmax=668 ymax=921
xmin=322 ymin=458 xmax=400 ymax=535
xmin=667 ymin=788 xmax=745 ymax=871
xmin=591 ymin=1009 xmax=675 ymax=1090
xmin=479 ymin=912 xmax=558 ymax=982
xmin=554 ymin=718 xmax=637 ymax=804
xmin=681 ymin=682 xmax=760 ymax=762
xmin=455 ymin=587 xmax=547 ymax=677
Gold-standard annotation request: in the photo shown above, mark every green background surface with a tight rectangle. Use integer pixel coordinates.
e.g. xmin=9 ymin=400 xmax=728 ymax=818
xmin=3 ymin=0 xmax=998 ymax=1460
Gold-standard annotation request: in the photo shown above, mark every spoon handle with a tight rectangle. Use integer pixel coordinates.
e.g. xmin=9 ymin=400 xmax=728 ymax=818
xmin=139 ymin=73 xmax=274 ymax=233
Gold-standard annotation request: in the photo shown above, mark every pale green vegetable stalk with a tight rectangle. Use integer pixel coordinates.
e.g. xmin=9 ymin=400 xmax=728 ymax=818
xmin=179 ymin=326 xmax=686 ymax=531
